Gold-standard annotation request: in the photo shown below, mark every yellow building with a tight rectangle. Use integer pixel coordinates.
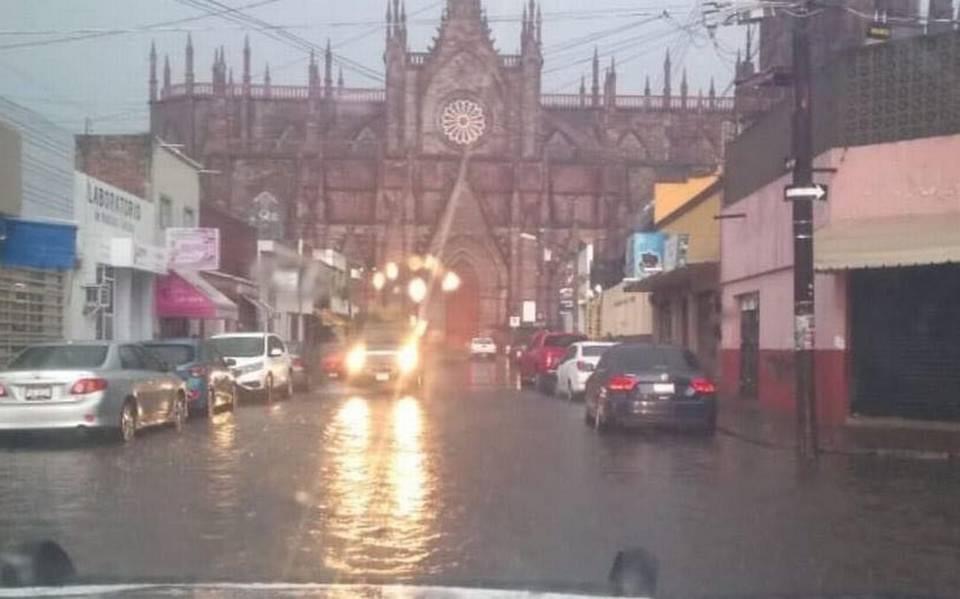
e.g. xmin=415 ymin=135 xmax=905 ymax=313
xmin=631 ymin=177 xmax=722 ymax=375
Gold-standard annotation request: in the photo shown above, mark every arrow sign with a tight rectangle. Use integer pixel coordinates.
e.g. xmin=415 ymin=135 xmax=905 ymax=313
xmin=784 ymin=184 xmax=828 ymax=201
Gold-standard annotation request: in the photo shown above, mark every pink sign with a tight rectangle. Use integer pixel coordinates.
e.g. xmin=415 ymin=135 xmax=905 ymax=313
xmin=155 ymin=272 xmax=217 ymax=319
xmin=166 ymin=228 xmax=220 ymax=271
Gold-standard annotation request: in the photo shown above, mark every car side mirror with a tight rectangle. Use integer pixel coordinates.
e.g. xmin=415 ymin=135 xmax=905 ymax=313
xmin=269 ymin=348 xmax=283 ymax=357
xmin=223 ymin=357 xmax=237 ymax=367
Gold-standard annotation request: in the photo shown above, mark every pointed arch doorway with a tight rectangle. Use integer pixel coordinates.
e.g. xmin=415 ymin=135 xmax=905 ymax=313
xmin=444 ymin=261 xmax=480 ymax=349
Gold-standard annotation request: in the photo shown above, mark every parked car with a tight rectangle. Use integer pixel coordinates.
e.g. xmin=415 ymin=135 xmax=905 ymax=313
xmin=286 ymin=342 xmax=312 ymax=392
xmin=0 ymin=342 xmax=187 ymax=442
xmin=469 ymin=337 xmax=498 ymax=360
xmin=554 ymin=341 xmax=617 ymax=400
xmin=584 ymin=343 xmax=717 ymax=434
xmin=209 ymin=333 xmax=293 ymax=403
xmin=517 ymin=331 xmax=587 ymax=393
xmin=143 ymin=339 xmax=237 ymax=417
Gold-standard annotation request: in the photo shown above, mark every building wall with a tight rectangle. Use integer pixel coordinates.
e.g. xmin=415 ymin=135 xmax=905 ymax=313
xmin=75 ymin=134 xmax=152 ymax=199
xmin=719 ymin=166 xmax=848 ymax=425
xmin=200 ymin=203 xmax=256 ymax=279
xmin=653 ymin=174 xmax=718 ymax=225
xmin=151 ymin=144 xmax=201 ymax=237
xmin=0 ymin=119 xmax=21 ymax=215
xmin=0 ymin=97 xmax=74 ymax=221
xmin=658 ymin=192 xmax=721 ymax=264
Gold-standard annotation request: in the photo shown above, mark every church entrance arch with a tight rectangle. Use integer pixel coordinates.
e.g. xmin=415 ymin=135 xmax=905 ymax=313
xmin=443 ymin=260 xmax=480 ymax=349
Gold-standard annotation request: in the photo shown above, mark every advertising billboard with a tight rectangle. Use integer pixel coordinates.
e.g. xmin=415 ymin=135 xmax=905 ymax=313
xmin=625 ymin=232 xmax=665 ymax=280
xmin=166 ymin=227 xmax=220 ymax=271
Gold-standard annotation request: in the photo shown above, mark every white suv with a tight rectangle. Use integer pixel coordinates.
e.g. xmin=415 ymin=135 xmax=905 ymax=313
xmin=469 ymin=337 xmax=498 ymax=360
xmin=210 ymin=333 xmax=293 ymax=402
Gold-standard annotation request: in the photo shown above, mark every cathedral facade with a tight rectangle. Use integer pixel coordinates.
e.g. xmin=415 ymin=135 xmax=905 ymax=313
xmin=149 ymin=0 xmax=736 ymax=342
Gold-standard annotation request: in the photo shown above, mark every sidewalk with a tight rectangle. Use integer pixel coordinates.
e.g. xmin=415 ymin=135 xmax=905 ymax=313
xmin=717 ymin=398 xmax=960 ymax=460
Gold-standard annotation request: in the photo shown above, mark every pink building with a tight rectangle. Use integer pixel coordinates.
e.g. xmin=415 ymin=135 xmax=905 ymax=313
xmin=720 ymin=134 xmax=960 ymax=425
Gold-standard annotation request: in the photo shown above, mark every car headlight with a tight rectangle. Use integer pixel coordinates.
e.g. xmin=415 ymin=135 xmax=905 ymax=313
xmin=397 ymin=344 xmax=419 ymax=373
xmin=345 ymin=345 xmax=366 ymax=373
xmin=235 ymin=361 xmax=264 ymax=375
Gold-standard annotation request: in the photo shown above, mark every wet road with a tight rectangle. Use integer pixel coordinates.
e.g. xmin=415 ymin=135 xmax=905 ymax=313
xmin=2 ymin=359 xmax=960 ymax=597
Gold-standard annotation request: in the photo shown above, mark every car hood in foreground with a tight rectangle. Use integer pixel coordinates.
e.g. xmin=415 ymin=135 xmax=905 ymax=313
xmin=0 ymin=583 xmax=633 ymax=598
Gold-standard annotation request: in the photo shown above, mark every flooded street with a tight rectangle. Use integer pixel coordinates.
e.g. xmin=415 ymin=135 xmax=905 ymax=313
xmin=1 ymin=359 xmax=958 ymax=597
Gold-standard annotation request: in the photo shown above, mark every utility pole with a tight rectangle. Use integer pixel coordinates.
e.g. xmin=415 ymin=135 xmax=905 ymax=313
xmin=791 ymin=1 xmax=818 ymax=459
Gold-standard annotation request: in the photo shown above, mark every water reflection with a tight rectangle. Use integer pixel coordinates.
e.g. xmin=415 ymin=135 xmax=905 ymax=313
xmin=321 ymin=395 xmax=435 ymax=578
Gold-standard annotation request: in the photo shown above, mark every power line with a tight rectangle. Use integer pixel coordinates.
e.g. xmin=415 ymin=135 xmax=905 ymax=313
xmin=0 ymin=0 xmax=283 ymax=51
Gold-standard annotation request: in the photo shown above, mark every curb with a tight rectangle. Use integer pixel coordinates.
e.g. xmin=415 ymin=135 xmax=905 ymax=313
xmin=718 ymin=424 xmax=960 ymax=461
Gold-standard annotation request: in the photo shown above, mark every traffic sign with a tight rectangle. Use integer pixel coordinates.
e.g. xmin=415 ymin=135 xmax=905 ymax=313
xmin=784 ymin=184 xmax=827 ymax=202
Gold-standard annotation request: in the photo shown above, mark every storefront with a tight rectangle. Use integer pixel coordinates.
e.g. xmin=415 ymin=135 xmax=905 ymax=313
xmin=68 ymin=174 xmax=165 ymax=341
xmin=155 ymin=270 xmax=238 ymax=337
xmin=0 ymin=217 xmax=76 ymax=363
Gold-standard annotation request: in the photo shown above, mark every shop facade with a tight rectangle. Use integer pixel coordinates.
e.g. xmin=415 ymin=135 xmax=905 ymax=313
xmin=68 ymin=174 xmax=166 ymax=341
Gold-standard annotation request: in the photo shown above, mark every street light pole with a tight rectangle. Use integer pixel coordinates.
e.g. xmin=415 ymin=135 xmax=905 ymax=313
xmin=791 ymin=1 xmax=818 ymax=459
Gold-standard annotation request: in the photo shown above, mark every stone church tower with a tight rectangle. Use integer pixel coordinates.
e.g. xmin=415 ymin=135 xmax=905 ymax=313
xmin=150 ymin=0 xmax=736 ymax=341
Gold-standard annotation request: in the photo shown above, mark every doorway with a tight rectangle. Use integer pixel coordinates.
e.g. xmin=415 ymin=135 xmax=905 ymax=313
xmin=444 ymin=263 xmax=480 ymax=349
xmin=738 ymin=293 xmax=759 ymax=399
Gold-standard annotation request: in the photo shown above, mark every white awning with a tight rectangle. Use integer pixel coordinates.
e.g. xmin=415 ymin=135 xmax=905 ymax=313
xmin=815 ymin=214 xmax=960 ymax=271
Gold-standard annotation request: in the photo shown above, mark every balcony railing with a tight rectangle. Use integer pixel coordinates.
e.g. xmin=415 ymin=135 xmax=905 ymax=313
xmin=161 ymin=83 xmax=385 ymax=103
xmin=541 ymin=93 xmax=736 ymax=112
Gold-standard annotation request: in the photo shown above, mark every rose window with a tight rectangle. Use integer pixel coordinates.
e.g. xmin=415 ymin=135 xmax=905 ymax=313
xmin=440 ymin=99 xmax=487 ymax=146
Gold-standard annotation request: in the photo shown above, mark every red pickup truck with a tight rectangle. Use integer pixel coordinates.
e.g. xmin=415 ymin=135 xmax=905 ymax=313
xmin=518 ymin=331 xmax=586 ymax=393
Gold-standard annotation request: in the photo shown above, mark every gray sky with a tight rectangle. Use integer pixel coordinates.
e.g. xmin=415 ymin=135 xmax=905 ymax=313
xmin=0 ymin=0 xmax=747 ymax=133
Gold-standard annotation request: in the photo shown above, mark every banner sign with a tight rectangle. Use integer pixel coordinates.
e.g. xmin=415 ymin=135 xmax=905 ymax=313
xmin=166 ymin=228 xmax=220 ymax=271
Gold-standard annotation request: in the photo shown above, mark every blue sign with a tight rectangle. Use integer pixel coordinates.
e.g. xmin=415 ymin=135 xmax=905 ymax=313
xmin=0 ymin=217 xmax=76 ymax=270
xmin=625 ymin=232 xmax=665 ymax=280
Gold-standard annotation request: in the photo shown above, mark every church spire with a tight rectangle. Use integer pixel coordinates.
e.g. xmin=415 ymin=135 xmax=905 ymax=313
xmin=324 ymin=38 xmax=333 ymax=97
xmin=663 ymin=49 xmax=672 ymax=98
xmin=536 ymin=2 xmax=542 ymax=45
xmin=243 ymin=34 xmax=251 ymax=88
xmin=680 ymin=67 xmax=688 ymax=107
xmin=579 ymin=75 xmax=586 ymax=107
xmin=644 ymin=74 xmax=651 ymax=97
xmin=163 ymin=54 xmax=171 ymax=93
xmin=446 ymin=0 xmax=482 ymax=19
xmin=149 ymin=41 xmax=158 ymax=102
xmin=338 ymin=67 xmax=344 ymax=90
xmin=185 ymin=34 xmax=194 ymax=92
xmin=591 ymin=46 xmax=600 ymax=106
xmin=386 ymin=0 xmax=393 ymax=40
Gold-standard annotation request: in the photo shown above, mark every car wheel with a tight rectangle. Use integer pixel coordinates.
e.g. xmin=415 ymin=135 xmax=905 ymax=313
xmin=117 ymin=399 xmax=137 ymax=443
xmin=594 ymin=401 xmax=611 ymax=433
xmin=264 ymin=375 xmax=274 ymax=403
xmin=172 ymin=394 xmax=187 ymax=431
xmin=206 ymin=386 xmax=216 ymax=418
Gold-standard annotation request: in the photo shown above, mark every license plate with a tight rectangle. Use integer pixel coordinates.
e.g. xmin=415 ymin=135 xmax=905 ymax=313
xmin=653 ymin=383 xmax=675 ymax=394
xmin=25 ymin=386 xmax=53 ymax=401
xmin=375 ymin=372 xmax=390 ymax=382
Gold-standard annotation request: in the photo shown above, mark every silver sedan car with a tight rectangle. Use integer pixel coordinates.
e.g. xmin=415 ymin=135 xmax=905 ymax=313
xmin=0 ymin=342 xmax=187 ymax=442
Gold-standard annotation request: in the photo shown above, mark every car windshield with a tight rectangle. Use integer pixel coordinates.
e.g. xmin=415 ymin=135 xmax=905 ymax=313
xmin=6 ymin=1 xmax=960 ymax=596
xmin=145 ymin=344 xmax=195 ymax=367
xmin=582 ymin=345 xmax=611 ymax=357
xmin=545 ymin=334 xmax=584 ymax=348
xmin=209 ymin=337 xmax=263 ymax=358
xmin=7 ymin=345 xmax=108 ymax=370
xmin=617 ymin=346 xmax=700 ymax=371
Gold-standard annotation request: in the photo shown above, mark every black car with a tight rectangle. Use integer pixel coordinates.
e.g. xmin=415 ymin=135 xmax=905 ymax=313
xmin=584 ymin=343 xmax=717 ymax=434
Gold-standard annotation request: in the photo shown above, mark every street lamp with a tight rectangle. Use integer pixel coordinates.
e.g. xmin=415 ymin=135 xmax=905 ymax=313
xmin=407 ymin=255 xmax=424 ymax=271
xmin=407 ymin=277 xmax=427 ymax=304
xmin=385 ymin=262 xmax=399 ymax=281
xmin=441 ymin=271 xmax=461 ymax=292
xmin=372 ymin=271 xmax=386 ymax=291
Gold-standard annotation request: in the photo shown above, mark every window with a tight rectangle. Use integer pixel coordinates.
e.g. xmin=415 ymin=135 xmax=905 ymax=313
xmin=95 ymin=265 xmax=115 ymax=341
xmin=183 ymin=207 xmax=195 ymax=227
xmin=137 ymin=346 xmax=165 ymax=371
xmin=145 ymin=344 xmax=195 ymax=367
xmin=9 ymin=345 xmax=107 ymax=370
xmin=159 ymin=195 xmax=173 ymax=229
xmin=268 ymin=336 xmax=285 ymax=355
xmin=119 ymin=345 xmax=145 ymax=370
xmin=561 ymin=345 xmax=577 ymax=363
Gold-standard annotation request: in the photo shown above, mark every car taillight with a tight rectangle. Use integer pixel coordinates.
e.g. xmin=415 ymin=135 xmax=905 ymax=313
xmin=607 ymin=375 xmax=637 ymax=391
xmin=0 ymin=383 xmax=7 ymax=397
xmin=690 ymin=378 xmax=716 ymax=394
xmin=70 ymin=378 xmax=108 ymax=395
xmin=292 ymin=357 xmax=304 ymax=368
xmin=189 ymin=366 xmax=207 ymax=378
xmin=576 ymin=360 xmax=594 ymax=372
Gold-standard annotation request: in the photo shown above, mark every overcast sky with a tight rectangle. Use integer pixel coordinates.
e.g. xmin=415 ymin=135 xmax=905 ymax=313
xmin=0 ymin=0 xmax=747 ymax=133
